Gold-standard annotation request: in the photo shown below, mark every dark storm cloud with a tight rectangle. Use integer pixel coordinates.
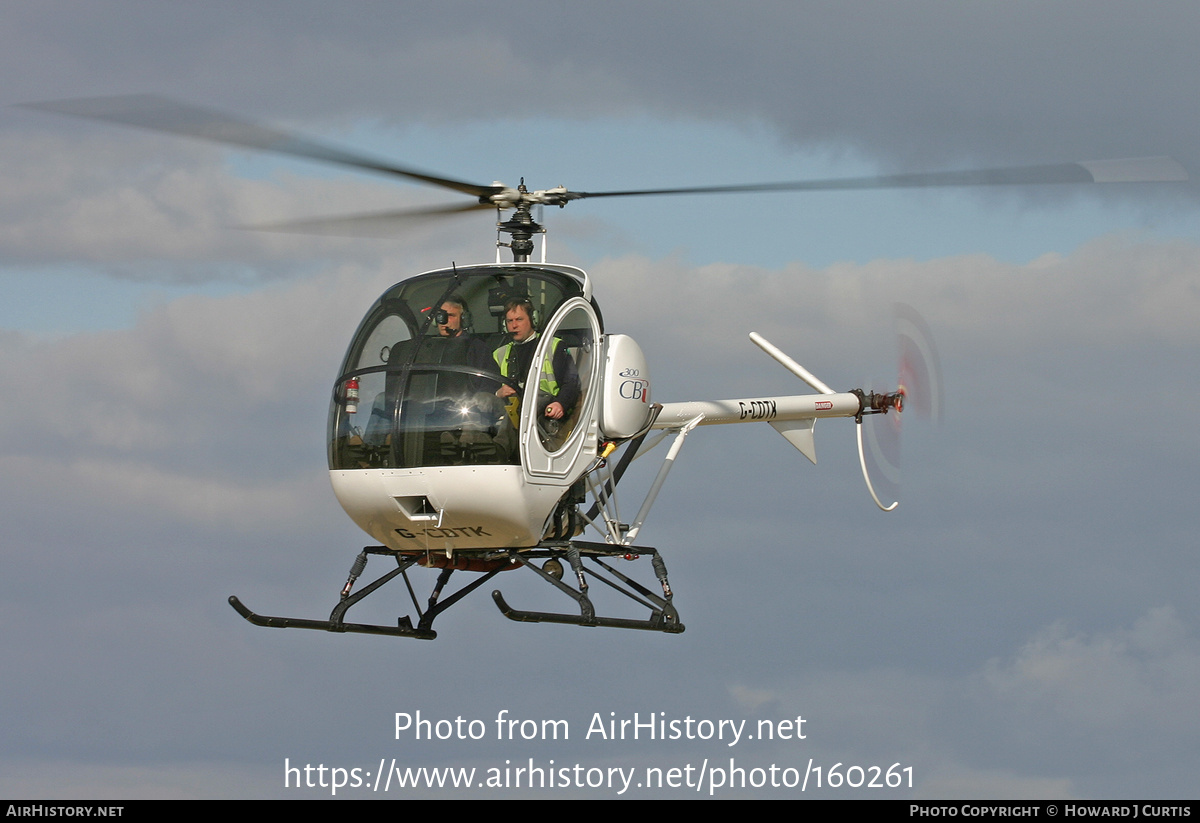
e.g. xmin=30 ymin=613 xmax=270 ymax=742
xmin=8 ymin=1 xmax=1196 ymax=280
xmin=9 ymin=1 xmax=1199 ymax=174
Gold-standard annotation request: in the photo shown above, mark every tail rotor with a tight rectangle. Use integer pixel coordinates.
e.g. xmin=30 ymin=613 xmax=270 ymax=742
xmin=857 ymin=303 xmax=942 ymax=511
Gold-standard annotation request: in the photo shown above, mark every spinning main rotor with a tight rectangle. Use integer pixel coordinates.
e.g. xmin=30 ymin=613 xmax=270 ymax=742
xmin=23 ymin=94 xmax=1188 ymax=261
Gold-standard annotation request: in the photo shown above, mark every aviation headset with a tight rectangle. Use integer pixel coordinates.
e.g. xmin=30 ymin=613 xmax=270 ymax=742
xmin=433 ymin=295 xmax=472 ymax=332
xmin=503 ymin=297 xmax=539 ymax=331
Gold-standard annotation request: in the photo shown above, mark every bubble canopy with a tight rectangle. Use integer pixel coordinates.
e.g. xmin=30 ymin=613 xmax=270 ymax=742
xmin=327 ymin=263 xmax=600 ymax=473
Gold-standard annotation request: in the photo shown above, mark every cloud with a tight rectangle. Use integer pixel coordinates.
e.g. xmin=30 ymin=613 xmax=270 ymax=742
xmin=0 ymin=453 xmax=329 ymax=533
xmin=915 ymin=769 xmax=1074 ymax=801
xmin=0 ymin=759 xmax=273 ymax=800
xmin=0 ymin=263 xmax=396 ymax=540
xmin=0 ymin=130 xmax=472 ymax=277
xmin=724 ymin=605 xmax=1200 ymax=798
xmin=985 ymin=605 xmax=1200 ymax=734
xmin=593 ymin=235 xmax=1200 ymax=372
xmin=9 ymin=3 xmax=1200 ymax=195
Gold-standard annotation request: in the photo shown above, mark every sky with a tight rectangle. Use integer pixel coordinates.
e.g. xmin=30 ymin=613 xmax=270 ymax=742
xmin=2 ymin=1 xmax=1199 ymax=799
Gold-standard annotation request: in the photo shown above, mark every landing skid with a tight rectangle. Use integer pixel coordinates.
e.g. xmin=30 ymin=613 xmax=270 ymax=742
xmin=228 ymin=594 xmax=438 ymax=640
xmin=229 ymin=548 xmax=509 ymax=640
xmin=493 ymin=542 xmax=684 ymax=633
xmin=228 ymin=541 xmax=683 ymax=640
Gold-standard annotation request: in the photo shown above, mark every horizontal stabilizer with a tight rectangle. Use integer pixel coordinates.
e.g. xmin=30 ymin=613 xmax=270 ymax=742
xmin=771 ymin=418 xmax=817 ymax=464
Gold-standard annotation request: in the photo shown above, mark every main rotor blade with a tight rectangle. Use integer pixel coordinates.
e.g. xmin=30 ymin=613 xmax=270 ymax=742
xmin=20 ymin=95 xmax=500 ymax=199
xmin=245 ymin=201 xmax=494 ymax=237
xmin=571 ymin=157 xmax=1188 ymax=200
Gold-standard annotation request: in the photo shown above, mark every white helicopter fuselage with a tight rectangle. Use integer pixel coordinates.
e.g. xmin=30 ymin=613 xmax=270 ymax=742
xmin=326 ymin=263 xmax=893 ymax=557
xmin=328 ymin=263 xmax=646 ymax=554
xmin=330 ymin=464 xmax=564 ymax=551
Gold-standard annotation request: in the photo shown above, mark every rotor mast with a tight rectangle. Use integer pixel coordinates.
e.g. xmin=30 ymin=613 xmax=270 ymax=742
xmin=494 ymin=180 xmax=545 ymax=262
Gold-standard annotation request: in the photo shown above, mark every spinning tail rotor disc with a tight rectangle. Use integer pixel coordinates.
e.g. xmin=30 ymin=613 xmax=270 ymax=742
xmin=896 ymin=302 xmax=943 ymax=424
xmin=857 ymin=303 xmax=943 ymax=511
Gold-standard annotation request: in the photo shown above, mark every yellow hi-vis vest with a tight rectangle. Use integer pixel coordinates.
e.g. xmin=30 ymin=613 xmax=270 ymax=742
xmin=494 ymin=336 xmax=561 ymax=427
xmin=494 ymin=336 xmax=562 ymax=396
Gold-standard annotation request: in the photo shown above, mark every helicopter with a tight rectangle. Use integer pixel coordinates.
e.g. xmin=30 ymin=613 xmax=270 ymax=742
xmin=24 ymin=96 xmax=1189 ymax=639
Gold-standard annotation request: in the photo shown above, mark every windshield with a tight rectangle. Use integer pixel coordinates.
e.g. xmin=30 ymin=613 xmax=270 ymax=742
xmin=328 ymin=264 xmax=592 ymax=470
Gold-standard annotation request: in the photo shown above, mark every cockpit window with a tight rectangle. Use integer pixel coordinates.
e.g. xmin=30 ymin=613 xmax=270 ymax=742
xmin=533 ymin=306 xmax=592 ymax=452
xmin=353 ymin=312 xmax=408 ymax=370
xmin=330 ymin=365 xmax=516 ymax=469
xmin=328 ymin=265 xmax=593 ymax=471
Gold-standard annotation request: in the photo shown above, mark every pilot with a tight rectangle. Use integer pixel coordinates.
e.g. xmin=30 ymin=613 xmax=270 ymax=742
xmin=494 ymin=298 xmax=579 ymax=422
xmin=436 ymin=295 xmax=495 ymax=375
xmin=431 ymin=295 xmax=513 ymax=461
xmin=435 ymin=295 xmax=468 ymax=336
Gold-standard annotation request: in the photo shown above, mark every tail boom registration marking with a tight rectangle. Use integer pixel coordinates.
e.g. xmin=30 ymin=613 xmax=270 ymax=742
xmin=654 ymin=393 xmax=862 ymax=428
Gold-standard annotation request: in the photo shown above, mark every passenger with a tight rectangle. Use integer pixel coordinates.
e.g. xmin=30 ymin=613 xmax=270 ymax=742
xmin=494 ymin=298 xmax=580 ymax=422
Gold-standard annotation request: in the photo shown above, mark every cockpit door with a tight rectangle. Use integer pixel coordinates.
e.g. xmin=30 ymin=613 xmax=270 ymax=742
xmin=519 ymin=297 xmax=602 ymax=479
